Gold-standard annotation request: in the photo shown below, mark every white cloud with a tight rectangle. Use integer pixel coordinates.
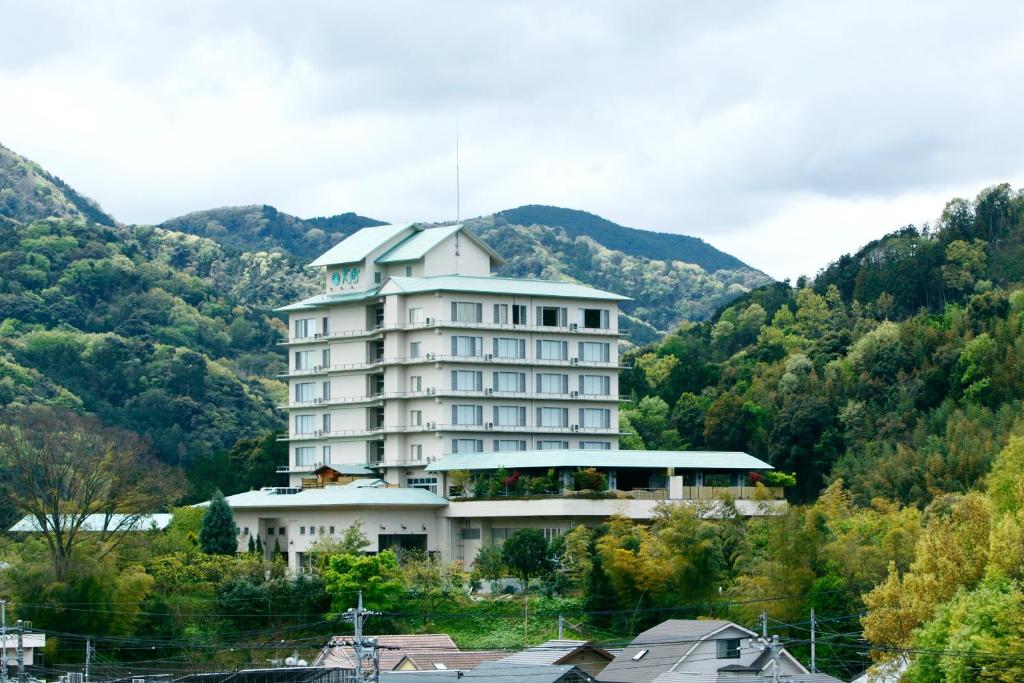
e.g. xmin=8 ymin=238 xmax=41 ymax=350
xmin=2 ymin=0 xmax=1024 ymax=280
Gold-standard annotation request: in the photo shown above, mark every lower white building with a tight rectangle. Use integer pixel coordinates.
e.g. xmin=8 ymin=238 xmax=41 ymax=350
xmin=1 ymin=632 xmax=46 ymax=671
xmin=226 ymin=449 xmax=785 ymax=572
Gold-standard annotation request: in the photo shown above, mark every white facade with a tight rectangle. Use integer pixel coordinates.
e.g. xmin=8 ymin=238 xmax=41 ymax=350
xmin=279 ymin=223 xmax=625 ymax=489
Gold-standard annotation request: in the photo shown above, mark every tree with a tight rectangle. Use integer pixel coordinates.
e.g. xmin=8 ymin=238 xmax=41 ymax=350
xmin=255 ymin=534 xmax=264 ymax=556
xmin=473 ymin=544 xmax=506 ymax=593
xmin=501 ymin=528 xmax=550 ymax=591
xmin=402 ymin=551 xmax=467 ymax=622
xmin=323 ymin=551 xmax=405 ymax=613
xmin=0 ymin=406 xmax=181 ymax=580
xmin=247 ymin=536 xmax=256 ymax=553
xmin=199 ymin=490 xmax=239 ymax=555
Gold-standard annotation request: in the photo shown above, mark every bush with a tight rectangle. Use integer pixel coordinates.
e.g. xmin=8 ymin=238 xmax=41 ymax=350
xmin=572 ymin=467 xmax=607 ymax=491
xmin=763 ymin=471 xmax=797 ymax=487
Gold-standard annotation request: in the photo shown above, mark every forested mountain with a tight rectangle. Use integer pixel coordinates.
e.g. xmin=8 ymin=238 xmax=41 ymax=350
xmin=620 ymin=182 xmax=1024 ymax=504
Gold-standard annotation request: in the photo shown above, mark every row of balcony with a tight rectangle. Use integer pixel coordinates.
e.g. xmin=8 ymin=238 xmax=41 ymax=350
xmin=281 ymin=354 xmax=626 ymax=378
xmin=282 ymin=388 xmax=627 ymax=409
xmin=280 ymin=422 xmax=621 ymax=442
xmin=280 ymin=318 xmax=623 ymax=346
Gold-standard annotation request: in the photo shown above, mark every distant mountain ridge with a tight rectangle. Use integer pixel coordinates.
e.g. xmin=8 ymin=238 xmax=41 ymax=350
xmin=495 ymin=204 xmax=752 ymax=273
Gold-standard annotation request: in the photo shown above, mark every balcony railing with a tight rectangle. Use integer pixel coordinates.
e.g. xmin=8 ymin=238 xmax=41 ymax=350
xmin=280 ymin=319 xmax=625 ymax=345
xmin=280 ymin=389 xmax=625 ymax=410
xmin=280 ymin=422 xmax=621 ymax=441
xmin=279 ymin=355 xmax=628 ymax=379
xmin=449 ymin=486 xmax=783 ymax=502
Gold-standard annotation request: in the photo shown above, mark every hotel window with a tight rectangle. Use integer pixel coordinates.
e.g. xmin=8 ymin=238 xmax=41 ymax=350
xmin=538 ymin=306 xmax=567 ymax=327
xmin=330 ymin=526 xmax=336 ymax=534
xmin=243 ymin=527 xmax=249 ymax=536
xmin=537 ymin=407 xmax=569 ymax=428
xmin=294 ymin=318 xmax=315 ymax=339
xmin=410 ymin=341 xmax=422 ymax=358
xmin=493 ymin=371 xmax=526 ymax=392
xmin=408 ymin=477 xmax=438 ymax=494
xmin=295 ymin=414 xmax=316 ymax=434
xmin=452 ymin=404 xmax=483 ymax=425
xmin=410 ymin=410 xmax=422 ymax=426
xmin=322 ymin=348 xmax=331 ymax=367
xmin=580 ymin=408 xmax=611 ymax=429
xmin=494 ymin=337 xmax=526 ymax=359
xmin=322 ymin=381 xmax=331 ymax=400
xmin=279 ymin=527 xmax=285 ymax=535
xmin=493 ymin=303 xmax=508 ymax=324
xmin=578 ymin=341 xmax=610 ymax=363
xmin=494 ymin=439 xmax=527 ymax=452
xmin=300 ymin=526 xmax=306 ymax=535
xmin=543 ymin=528 xmax=562 ymax=541
xmin=537 ymin=440 xmax=569 ymax=450
xmin=410 ymin=444 xmax=423 ymax=461
xmin=581 ymin=308 xmax=610 ymax=330
xmin=494 ymin=405 xmax=526 ymax=427
xmin=409 ymin=375 xmax=423 ymax=392
xmin=295 ymin=382 xmax=314 ymax=402
xmin=295 ymin=447 xmax=315 ymax=466
xmin=537 ymin=340 xmax=568 ymax=361
xmin=322 ymin=316 xmax=330 ymax=336
xmin=374 ymin=271 xmax=382 ymax=284
xmin=452 ymin=335 xmax=483 ymax=357
xmin=580 ymin=441 xmax=611 ymax=450
xmin=409 ymin=307 xmax=424 ymax=324
xmin=367 ymin=441 xmax=384 ymax=464
xmin=294 ymin=350 xmax=315 ymax=370
xmin=322 ymin=414 xmax=331 ymax=433
xmin=452 ymin=438 xmax=483 ymax=454
xmin=537 ymin=373 xmax=569 ymax=394
xmin=452 ymin=301 xmax=482 ymax=323
xmin=322 ymin=445 xmax=332 ymax=462
xmin=580 ymin=375 xmax=611 ymax=396
xmin=512 ymin=305 xmax=527 ymax=325
xmin=451 ymin=370 xmax=483 ymax=391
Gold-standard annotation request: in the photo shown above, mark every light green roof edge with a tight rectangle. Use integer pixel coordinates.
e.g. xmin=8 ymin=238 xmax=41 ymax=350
xmin=276 ymin=287 xmax=382 ymax=312
xmin=222 ymin=486 xmax=448 ymax=509
xmin=375 ymin=224 xmax=460 ymax=263
xmin=308 ymin=223 xmax=414 ymax=267
xmin=425 ymin=449 xmax=772 ymax=472
xmin=381 ymin=275 xmax=631 ymax=301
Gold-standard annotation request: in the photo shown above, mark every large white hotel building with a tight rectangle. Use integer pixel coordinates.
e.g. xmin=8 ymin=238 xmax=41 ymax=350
xmin=224 ymin=223 xmax=781 ymax=571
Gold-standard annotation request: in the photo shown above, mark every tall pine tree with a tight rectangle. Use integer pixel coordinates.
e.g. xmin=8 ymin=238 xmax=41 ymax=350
xmin=199 ymin=489 xmax=239 ymax=555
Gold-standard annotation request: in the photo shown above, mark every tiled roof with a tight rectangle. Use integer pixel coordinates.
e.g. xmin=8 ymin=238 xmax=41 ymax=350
xmin=275 ymin=288 xmax=382 ymax=312
xmin=308 ymin=223 xmax=414 ymax=267
xmin=380 ymin=275 xmax=630 ymax=302
xmin=500 ymin=640 xmax=613 ymax=667
xmin=316 ymin=634 xmax=505 ymax=671
xmin=426 ymin=450 xmax=772 ymax=472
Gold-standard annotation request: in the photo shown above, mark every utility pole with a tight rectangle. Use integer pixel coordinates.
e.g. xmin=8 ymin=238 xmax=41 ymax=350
xmin=342 ymin=592 xmax=381 ymax=683
xmin=760 ymin=611 xmax=767 ymax=637
xmin=1 ymin=599 xmax=8 ymax=683
xmin=810 ymin=608 xmax=816 ymax=673
xmin=748 ymin=633 xmax=781 ymax=683
xmin=14 ymin=621 xmax=23 ymax=683
xmin=557 ymin=614 xmax=565 ymax=640
xmin=85 ymin=638 xmax=91 ymax=682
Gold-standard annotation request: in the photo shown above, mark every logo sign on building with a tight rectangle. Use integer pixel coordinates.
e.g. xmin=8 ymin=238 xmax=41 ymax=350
xmin=331 ymin=268 xmax=360 ymax=288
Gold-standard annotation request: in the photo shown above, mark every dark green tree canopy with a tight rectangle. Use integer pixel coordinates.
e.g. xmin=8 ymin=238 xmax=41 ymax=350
xmin=501 ymin=528 xmax=550 ymax=590
xmin=199 ymin=489 xmax=238 ymax=555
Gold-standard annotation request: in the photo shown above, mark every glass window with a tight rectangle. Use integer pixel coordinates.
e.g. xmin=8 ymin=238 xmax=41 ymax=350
xmin=408 ymin=477 xmax=438 ymax=494
xmin=582 ymin=308 xmax=609 ymax=329
xmin=538 ymin=407 xmax=568 ymax=427
xmin=322 ymin=414 xmax=331 ymax=433
xmin=300 ymin=526 xmax=306 ymax=535
xmin=579 ymin=342 xmax=610 ymax=362
xmin=322 ymin=316 xmax=330 ymax=336
xmin=494 ymin=406 xmax=526 ymax=426
xmin=374 ymin=271 xmax=382 ymax=284
xmin=409 ymin=376 xmax=422 ymax=392
xmin=279 ymin=527 xmax=285 ymax=535
xmin=452 ymin=335 xmax=482 ymax=356
xmin=295 ymin=382 xmax=314 ymax=402
xmin=452 ymin=370 xmax=482 ymax=391
xmin=494 ymin=337 xmax=525 ymax=359
xmin=580 ymin=408 xmax=611 ymax=429
xmin=716 ymin=639 xmax=741 ymax=659
xmin=322 ymin=381 xmax=331 ymax=400
xmin=538 ymin=306 xmax=567 ymax=327
xmin=493 ymin=371 xmax=525 ymax=392
xmin=452 ymin=404 xmax=483 ymax=425
xmin=537 ymin=373 xmax=568 ymax=394
xmin=410 ymin=410 xmax=422 ymax=426
xmin=452 ymin=301 xmax=482 ymax=323
xmin=452 ymin=439 xmax=483 ymax=454
xmin=538 ymin=340 xmax=568 ymax=360
xmin=410 ymin=444 xmax=423 ymax=461
xmin=405 ymin=266 xmax=413 ymax=276
xmin=295 ymin=415 xmax=316 ymax=434
xmin=367 ymin=441 xmax=384 ymax=464
xmin=580 ymin=441 xmax=611 ymax=450
xmin=580 ymin=375 xmax=610 ymax=395
xmin=494 ymin=439 xmax=526 ymax=452
xmin=410 ymin=341 xmax=421 ymax=358
xmin=322 ymin=445 xmax=332 ymax=462
xmin=322 ymin=348 xmax=331 ymax=368
xmin=409 ymin=307 xmax=424 ymax=324
xmin=537 ymin=440 xmax=568 ymax=450
xmin=294 ymin=318 xmax=315 ymax=339
xmin=295 ymin=447 xmax=315 ymax=466
xmin=543 ymin=528 xmax=562 ymax=541
xmin=493 ymin=303 xmax=508 ymax=324
xmin=294 ymin=350 xmax=315 ymax=370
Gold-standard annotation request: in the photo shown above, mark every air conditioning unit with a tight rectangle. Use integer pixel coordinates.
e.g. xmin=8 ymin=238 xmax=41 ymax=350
xmin=315 ymin=429 xmax=324 ymax=437
xmin=425 ymin=317 xmax=434 ymax=325
xmin=485 ymin=353 xmax=494 ymax=361
xmin=570 ymin=390 xmax=580 ymax=398
xmin=485 ymin=422 xmax=494 ymax=430
xmin=426 ymin=387 xmax=436 ymax=396
xmin=425 ymin=352 xmax=435 ymax=360
xmin=314 ymin=332 xmax=323 ymax=339
xmin=426 ymin=421 xmax=437 ymax=430
xmin=313 ymin=364 xmax=322 ymax=371
xmin=313 ymin=397 xmax=322 ymax=404
xmin=571 ymin=357 xmax=580 ymax=365
xmin=484 ymin=387 xmax=493 ymax=395
xmin=571 ymin=424 xmax=580 ymax=432
xmin=570 ymin=322 xmax=579 ymax=331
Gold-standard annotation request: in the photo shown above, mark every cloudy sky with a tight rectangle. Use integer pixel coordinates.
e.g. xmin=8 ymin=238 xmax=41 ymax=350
xmin=3 ymin=1 xmax=1024 ymax=280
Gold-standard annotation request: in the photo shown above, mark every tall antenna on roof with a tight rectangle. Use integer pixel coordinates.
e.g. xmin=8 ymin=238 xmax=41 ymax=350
xmin=455 ymin=124 xmax=461 ymax=222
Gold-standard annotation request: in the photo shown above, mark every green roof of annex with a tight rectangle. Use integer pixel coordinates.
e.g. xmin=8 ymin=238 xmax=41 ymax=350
xmin=425 ymin=449 xmax=772 ymax=472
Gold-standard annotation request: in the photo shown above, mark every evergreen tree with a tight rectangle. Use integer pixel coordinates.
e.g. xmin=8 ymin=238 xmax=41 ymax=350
xmin=199 ymin=489 xmax=238 ymax=555
xmin=273 ymin=537 xmax=282 ymax=557
xmin=255 ymin=534 xmax=264 ymax=556
xmin=247 ymin=536 xmax=255 ymax=553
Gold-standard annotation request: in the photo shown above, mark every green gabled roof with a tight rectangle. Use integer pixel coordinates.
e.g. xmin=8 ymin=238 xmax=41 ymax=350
xmin=375 ymin=224 xmax=504 ymax=265
xmin=425 ymin=449 xmax=771 ymax=472
xmin=308 ymin=223 xmax=414 ymax=267
xmin=380 ymin=275 xmax=631 ymax=301
xmin=222 ymin=486 xmax=448 ymax=509
xmin=276 ymin=287 xmax=382 ymax=312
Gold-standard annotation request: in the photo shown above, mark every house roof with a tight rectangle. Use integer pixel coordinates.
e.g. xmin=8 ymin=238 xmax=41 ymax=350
xmin=500 ymin=640 xmax=614 ymax=667
xmin=221 ymin=486 xmax=448 ymax=510
xmin=314 ymin=464 xmax=378 ymax=476
xmin=275 ymin=288 xmax=382 ymax=312
xmin=426 ymin=450 xmax=772 ymax=473
xmin=471 ymin=662 xmax=592 ymax=683
xmin=653 ymin=675 xmax=844 ymax=683
xmin=379 ymin=275 xmax=631 ymax=302
xmin=375 ymin=224 xmax=504 ymax=266
xmin=316 ymin=634 xmax=506 ymax=671
xmin=308 ymin=223 xmax=415 ymax=267
xmin=9 ymin=513 xmax=173 ymax=533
